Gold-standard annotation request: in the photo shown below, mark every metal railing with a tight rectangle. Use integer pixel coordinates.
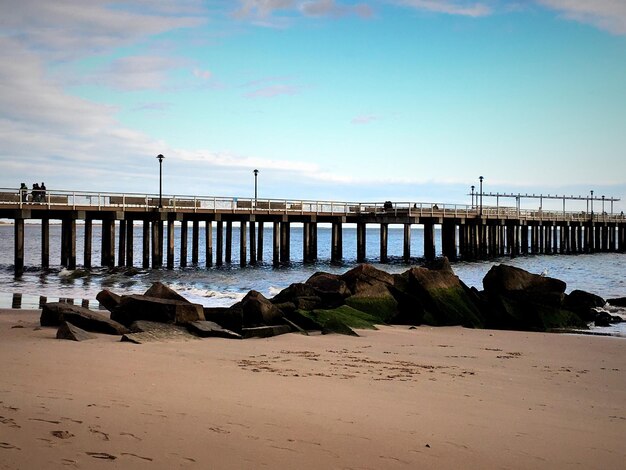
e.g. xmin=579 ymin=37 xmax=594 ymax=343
xmin=1 ymin=188 xmax=624 ymax=222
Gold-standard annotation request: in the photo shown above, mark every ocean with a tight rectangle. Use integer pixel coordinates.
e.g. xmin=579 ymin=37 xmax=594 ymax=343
xmin=1 ymin=223 xmax=624 ymax=335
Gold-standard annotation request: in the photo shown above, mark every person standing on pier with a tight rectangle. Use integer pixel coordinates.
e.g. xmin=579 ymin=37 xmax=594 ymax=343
xmin=19 ymin=183 xmax=28 ymax=202
xmin=32 ymin=183 xmax=40 ymax=202
xmin=40 ymin=182 xmax=46 ymax=202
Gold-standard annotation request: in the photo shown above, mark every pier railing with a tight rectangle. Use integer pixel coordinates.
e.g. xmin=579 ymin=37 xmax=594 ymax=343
xmin=1 ymin=188 xmax=624 ymax=223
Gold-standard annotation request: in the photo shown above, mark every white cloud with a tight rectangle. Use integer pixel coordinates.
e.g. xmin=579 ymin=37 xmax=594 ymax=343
xmin=392 ymin=0 xmax=492 ymax=17
xmin=536 ymin=0 xmax=626 ymax=35
xmin=234 ymin=0 xmax=372 ymax=23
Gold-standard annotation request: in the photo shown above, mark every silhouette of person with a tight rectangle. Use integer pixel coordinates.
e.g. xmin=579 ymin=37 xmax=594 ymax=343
xmin=32 ymin=183 xmax=40 ymax=202
xmin=40 ymin=182 xmax=46 ymax=202
xmin=19 ymin=183 xmax=28 ymax=202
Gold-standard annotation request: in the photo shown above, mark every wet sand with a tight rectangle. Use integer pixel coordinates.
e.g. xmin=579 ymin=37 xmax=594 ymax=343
xmin=0 ymin=308 xmax=624 ymax=469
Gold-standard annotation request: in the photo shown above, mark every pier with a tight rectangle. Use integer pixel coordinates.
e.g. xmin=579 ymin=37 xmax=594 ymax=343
xmin=1 ymin=189 xmax=624 ymax=277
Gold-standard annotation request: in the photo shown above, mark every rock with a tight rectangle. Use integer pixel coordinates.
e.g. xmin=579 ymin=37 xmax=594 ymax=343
xmin=203 ymin=306 xmax=243 ymax=333
xmin=303 ymin=305 xmax=379 ymax=331
xmin=607 ymin=297 xmax=626 ymax=307
xmin=239 ymin=290 xmax=284 ymax=327
xmin=305 ymin=272 xmax=351 ymax=306
xmin=398 ymin=266 xmax=484 ymax=327
xmin=563 ymin=290 xmax=606 ymax=321
xmin=271 ymin=283 xmax=318 ymax=304
xmin=56 ymin=321 xmax=96 ymax=341
xmin=483 ymin=264 xmax=566 ymax=299
xmin=122 ymin=322 xmax=197 ymax=343
xmin=144 ymin=282 xmax=190 ymax=303
xmin=594 ymin=310 xmax=612 ymax=327
xmin=284 ymin=309 xmax=324 ymax=331
xmin=482 ymin=265 xmax=585 ymax=331
xmin=111 ymin=295 xmax=205 ymax=327
xmin=340 ymin=264 xmax=395 ymax=298
xmin=186 ymin=321 xmax=242 ymax=339
xmin=241 ymin=325 xmax=292 ymax=339
xmin=95 ymin=289 xmax=121 ymax=313
xmin=41 ymin=302 xmax=129 ymax=335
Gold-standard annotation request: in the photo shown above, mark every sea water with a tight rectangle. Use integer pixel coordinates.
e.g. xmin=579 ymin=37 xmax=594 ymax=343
xmin=0 ymin=224 xmax=624 ymax=335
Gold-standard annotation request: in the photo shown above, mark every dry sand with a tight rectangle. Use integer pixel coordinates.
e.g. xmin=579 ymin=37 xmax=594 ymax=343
xmin=0 ymin=309 xmax=624 ymax=470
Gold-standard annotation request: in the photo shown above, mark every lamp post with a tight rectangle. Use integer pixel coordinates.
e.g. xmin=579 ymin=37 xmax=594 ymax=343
xmin=602 ymin=195 xmax=605 ymax=214
xmin=471 ymin=185 xmax=475 ymax=208
xmin=479 ymin=176 xmax=484 ymax=216
xmin=157 ymin=154 xmax=164 ymax=208
xmin=590 ymin=190 xmax=594 ymax=220
xmin=253 ymin=169 xmax=259 ymax=208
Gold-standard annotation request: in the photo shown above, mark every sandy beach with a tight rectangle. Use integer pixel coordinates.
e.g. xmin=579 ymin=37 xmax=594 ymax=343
xmin=0 ymin=308 xmax=624 ymax=469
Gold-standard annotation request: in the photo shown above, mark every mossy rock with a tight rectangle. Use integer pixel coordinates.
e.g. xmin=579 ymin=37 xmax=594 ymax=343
xmin=345 ymin=296 xmax=398 ymax=323
xmin=426 ymin=287 xmax=485 ymax=328
xmin=322 ymin=318 xmax=359 ymax=337
xmin=300 ymin=305 xmax=380 ymax=331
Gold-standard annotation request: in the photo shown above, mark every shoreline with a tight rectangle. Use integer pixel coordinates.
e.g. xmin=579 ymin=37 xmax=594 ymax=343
xmin=1 ymin=308 xmax=625 ymax=469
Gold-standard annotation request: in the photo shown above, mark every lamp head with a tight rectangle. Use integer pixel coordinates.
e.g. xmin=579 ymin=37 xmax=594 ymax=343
xmin=157 ymin=154 xmax=164 ymax=162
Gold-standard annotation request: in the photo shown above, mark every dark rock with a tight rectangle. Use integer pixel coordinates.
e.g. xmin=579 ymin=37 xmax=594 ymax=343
xmin=203 ymin=306 xmax=243 ymax=333
xmin=241 ymin=325 xmax=292 ymax=339
xmin=112 ymin=295 xmax=205 ymax=327
xmin=594 ymin=310 xmax=612 ymax=327
xmin=482 ymin=265 xmax=584 ymax=331
xmin=483 ymin=264 xmax=566 ymax=298
xmin=41 ymin=302 xmax=129 ymax=335
xmin=303 ymin=305 xmax=379 ymax=331
xmin=272 ymin=301 xmax=296 ymax=315
xmin=144 ymin=282 xmax=190 ymax=303
xmin=186 ymin=321 xmax=242 ymax=339
xmin=340 ymin=264 xmax=395 ymax=298
xmin=56 ymin=321 xmax=96 ymax=341
xmin=271 ymin=283 xmax=318 ymax=304
xmin=122 ymin=322 xmax=197 ymax=343
xmin=306 ymin=272 xmax=351 ymax=306
xmin=239 ymin=290 xmax=284 ymax=327
xmin=399 ymin=266 xmax=484 ymax=327
xmin=607 ymin=297 xmax=626 ymax=307
xmin=282 ymin=317 xmax=308 ymax=335
xmin=563 ymin=290 xmax=606 ymax=322
xmin=96 ymin=289 xmax=121 ymax=313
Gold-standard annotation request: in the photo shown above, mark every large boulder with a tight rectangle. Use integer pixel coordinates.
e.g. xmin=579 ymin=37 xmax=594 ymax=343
xmin=340 ymin=264 xmax=395 ymax=298
xmin=96 ymin=289 xmax=121 ymax=313
xmin=563 ymin=290 xmax=606 ymax=322
xmin=111 ymin=295 xmax=205 ymax=327
xmin=41 ymin=302 xmax=129 ymax=335
xmin=482 ymin=264 xmax=585 ymax=331
xmin=187 ymin=321 xmax=242 ymax=339
xmin=238 ymin=290 xmax=284 ymax=327
xmin=241 ymin=325 xmax=292 ymax=339
xmin=121 ymin=321 xmax=198 ymax=343
xmin=144 ymin=282 xmax=190 ymax=303
xmin=398 ymin=264 xmax=484 ymax=327
xmin=305 ymin=272 xmax=351 ymax=307
xmin=607 ymin=297 xmax=626 ymax=307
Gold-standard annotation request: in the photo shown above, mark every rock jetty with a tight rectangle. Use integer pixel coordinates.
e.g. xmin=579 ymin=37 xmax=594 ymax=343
xmin=43 ymin=261 xmax=621 ymax=342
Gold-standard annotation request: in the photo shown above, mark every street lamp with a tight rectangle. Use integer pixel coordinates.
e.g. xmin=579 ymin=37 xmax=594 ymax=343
xmin=602 ymin=195 xmax=605 ymax=214
xmin=590 ymin=190 xmax=594 ymax=219
xmin=471 ymin=185 xmax=475 ymax=208
xmin=479 ymin=176 xmax=484 ymax=216
xmin=157 ymin=154 xmax=164 ymax=208
xmin=253 ymin=169 xmax=259 ymax=207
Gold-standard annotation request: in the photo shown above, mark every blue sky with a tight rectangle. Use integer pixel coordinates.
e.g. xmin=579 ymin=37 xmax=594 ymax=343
xmin=1 ymin=0 xmax=625 ymax=212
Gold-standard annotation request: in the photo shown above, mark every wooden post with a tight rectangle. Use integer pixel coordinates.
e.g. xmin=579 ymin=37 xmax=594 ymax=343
xmin=14 ymin=217 xmax=24 ymax=277
xmin=423 ymin=222 xmax=435 ymax=261
xmin=118 ymin=219 xmax=126 ymax=267
xmin=280 ymin=222 xmax=290 ymax=263
xmin=273 ymin=221 xmax=280 ymax=266
xmin=167 ymin=220 xmax=175 ymax=269
xmin=192 ymin=220 xmax=199 ymax=265
xmin=380 ymin=223 xmax=388 ymax=263
xmin=356 ymin=222 xmax=366 ymax=262
xmin=42 ymin=218 xmax=50 ymax=269
xmin=240 ymin=220 xmax=247 ymax=267
xmin=102 ymin=219 xmax=114 ymax=267
xmin=225 ymin=221 xmax=232 ymax=263
xmin=403 ymin=223 xmax=411 ymax=262
xmin=250 ymin=220 xmax=256 ymax=265
xmin=142 ymin=220 xmax=150 ymax=268
xmin=68 ymin=218 xmax=76 ymax=269
xmin=126 ymin=219 xmax=133 ymax=267
xmin=303 ymin=222 xmax=311 ymax=262
xmin=180 ymin=220 xmax=188 ymax=267
xmin=442 ymin=220 xmax=457 ymax=261
xmin=216 ymin=220 xmax=224 ymax=266
xmin=151 ymin=220 xmax=159 ymax=268
xmin=311 ymin=222 xmax=317 ymax=261
xmin=331 ymin=222 xmax=342 ymax=262
xmin=205 ymin=221 xmax=213 ymax=267
xmin=257 ymin=221 xmax=264 ymax=262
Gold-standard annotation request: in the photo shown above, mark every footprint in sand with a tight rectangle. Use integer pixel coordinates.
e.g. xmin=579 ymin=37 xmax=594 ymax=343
xmin=0 ymin=442 xmax=20 ymax=450
xmin=121 ymin=452 xmax=153 ymax=461
xmin=120 ymin=431 xmax=142 ymax=441
xmin=86 ymin=452 xmax=116 ymax=460
xmin=89 ymin=427 xmax=110 ymax=441
xmin=51 ymin=430 xmax=75 ymax=439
